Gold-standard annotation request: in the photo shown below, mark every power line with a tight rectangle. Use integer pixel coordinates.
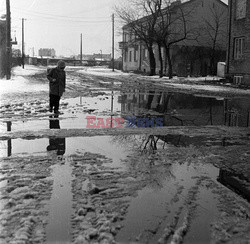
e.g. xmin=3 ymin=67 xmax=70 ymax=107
xmin=11 ymin=7 xmax=110 ymax=20
xmin=11 ymin=14 xmax=110 ymax=24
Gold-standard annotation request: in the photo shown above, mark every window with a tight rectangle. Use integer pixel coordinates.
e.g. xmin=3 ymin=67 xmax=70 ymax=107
xmin=142 ymin=48 xmax=148 ymax=60
xmin=234 ymin=37 xmax=244 ymax=59
xmin=134 ymin=49 xmax=138 ymax=62
xmin=129 ymin=51 xmax=132 ymax=62
xmin=124 ymin=50 xmax=128 ymax=62
xmin=124 ymin=34 xmax=128 ymax=42
xmin=234 ymin=75 xmax=243 ymax=85
xmin=236 ymin=0 xmax=247 ymax=19
xmin=134 ymin=46 xmax=138 ymax=62
xmin=129 ymin=33 xmax=132 ymax=41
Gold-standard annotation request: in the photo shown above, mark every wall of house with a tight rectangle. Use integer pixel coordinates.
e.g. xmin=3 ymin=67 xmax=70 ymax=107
xmin=187 ymin=0 xmax=228 ymax=50
xmin=228 ymin=0 xmax=250 ymax=86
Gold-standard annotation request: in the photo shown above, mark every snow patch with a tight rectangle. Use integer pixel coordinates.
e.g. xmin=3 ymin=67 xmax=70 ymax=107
xmin=0 ymin=76 xmax=48 ymax=96
xmin=78 ymin=67 xmax=131 ymax=77
xmin=12 ymin=65 xmax=45 ymax=76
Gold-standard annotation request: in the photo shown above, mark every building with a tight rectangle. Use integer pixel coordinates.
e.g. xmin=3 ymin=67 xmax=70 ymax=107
xmin=0 ymin=19 xmax=6 ymax=78
xmin=93 ymin=53 xmax=111 ymax=61
xmin=38 ymin=48 xmax=56 ymax=58
xmin=119 ymin=0 xmax=228 ymax=77
xmin=227 ymin=0 xmax=250 ymax=86
xmin=77 ymin=53 xmax=112 ymax=61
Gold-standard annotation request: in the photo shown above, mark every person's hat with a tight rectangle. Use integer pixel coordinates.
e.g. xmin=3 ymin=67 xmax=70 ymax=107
xmin=57 ymin=60 xmax=66 ymax=68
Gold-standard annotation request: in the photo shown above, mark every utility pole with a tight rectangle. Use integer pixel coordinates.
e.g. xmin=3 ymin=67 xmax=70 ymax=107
xmin=6 ymin=0 xmax=11 ymax=80
xmin=22 ymin=18 xmax=25 ymax=69
xmin=80 ymin=33 xmax=82 ymax=65
xmin=112 ymin=13 xmax=114 ymax=71
xmin=226 ymin=0 xmax=232 ymax=76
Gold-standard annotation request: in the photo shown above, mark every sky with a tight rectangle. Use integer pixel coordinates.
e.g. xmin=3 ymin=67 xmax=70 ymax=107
xmin=0 ymin=0 xmax=228 ymax=58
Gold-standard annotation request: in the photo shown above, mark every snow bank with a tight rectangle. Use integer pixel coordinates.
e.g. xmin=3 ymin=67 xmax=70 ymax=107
xmin=12 ymin=65 xmax=45 ymax=76
xmin=78 ymin=67 xmax=130 ymax=77
xmin=0 ymin=65 xmax=48 ymax=97
xmin=0 ymin=76 xmax=47 ymax=95
xmin=141 ymin=74 xmax=221 ymax=82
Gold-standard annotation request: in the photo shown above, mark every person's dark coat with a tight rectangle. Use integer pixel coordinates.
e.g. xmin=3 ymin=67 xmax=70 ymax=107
xmin=47 ymin=67 xmax=66 ymax=96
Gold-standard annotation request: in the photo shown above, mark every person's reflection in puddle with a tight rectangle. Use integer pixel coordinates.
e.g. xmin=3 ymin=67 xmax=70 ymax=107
xmin=47 ymin=115 xmax=66 ymax=162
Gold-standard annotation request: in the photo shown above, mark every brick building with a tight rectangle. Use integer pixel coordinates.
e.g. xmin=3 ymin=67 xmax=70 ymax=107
xmin=227 ymin=0 xmax=250 ymax=86
xmin=119 ymin=0 xmax=228 ymax=77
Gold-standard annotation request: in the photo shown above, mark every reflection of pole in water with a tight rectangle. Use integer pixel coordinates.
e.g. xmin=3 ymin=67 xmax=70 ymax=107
xmin=111 ymin=84 xmax=114 ymax=115
xmin=7 ymin=121 xmax=12 ymax=157
xmin=7 ymin=121 xmax=12 ymax=131
xmin=7 ymin=139 xmax=12 ymax=157
xmin=111 ymin=115 xmax=113 ymax=128
xmin=80 ymin=96 xmax=82 ymax=105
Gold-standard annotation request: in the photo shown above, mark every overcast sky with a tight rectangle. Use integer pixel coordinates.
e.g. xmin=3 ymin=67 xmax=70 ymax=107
xmin=0 ymin=0 xmax=228 ymax=58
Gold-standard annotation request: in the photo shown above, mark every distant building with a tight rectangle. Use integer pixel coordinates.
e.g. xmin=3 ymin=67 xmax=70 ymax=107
xmin=38 ymin=48 xmax=56 ymax=58
xmin=227 ymin=0 xmax=250 ymax=86
xmin=77 ymin=53 xmax=111 ymax=61
xmin=93 ymin=53 xmax=111 ymax=61
xmin=81 ymin=54 xmax=95 ymax=60
xmin=0 ymin=19 xmax=6 ymax=78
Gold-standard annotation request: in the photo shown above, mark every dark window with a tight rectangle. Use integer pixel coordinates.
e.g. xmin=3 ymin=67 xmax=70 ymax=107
xmin=129 ymin=51 xmax=132 ymax=62
xmin=234 ymin=37 xmax=244 ymax=60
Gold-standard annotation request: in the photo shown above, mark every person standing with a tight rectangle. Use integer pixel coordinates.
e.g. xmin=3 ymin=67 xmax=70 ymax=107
xmin=47 ymin=60 xmax=66 ymax=114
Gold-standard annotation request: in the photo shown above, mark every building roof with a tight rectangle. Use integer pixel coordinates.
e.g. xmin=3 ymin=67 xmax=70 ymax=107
xmin=122 ymin=0 xmax=228 ymax=30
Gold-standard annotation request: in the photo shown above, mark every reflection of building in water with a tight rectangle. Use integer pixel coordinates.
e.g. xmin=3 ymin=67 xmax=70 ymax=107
xmin=217 ymin=169 xmax=250 ymax=202
xmin=47 ymin=116 xmax=65 ymax=156
xmin=119 ymin=86 xmax=250 ymax=127
xmin=224 ymin=98 xmax=250 ymax=127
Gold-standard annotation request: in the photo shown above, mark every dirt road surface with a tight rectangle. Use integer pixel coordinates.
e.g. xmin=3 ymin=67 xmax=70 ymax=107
xmin=0 ymin=66 xmax=250 ymax=244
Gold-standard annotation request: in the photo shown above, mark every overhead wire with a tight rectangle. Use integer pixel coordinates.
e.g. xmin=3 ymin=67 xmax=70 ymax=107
xmin=11 ymin=7 xmax=111 ymax=21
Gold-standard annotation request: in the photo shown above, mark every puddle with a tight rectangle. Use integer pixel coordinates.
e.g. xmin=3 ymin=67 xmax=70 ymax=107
xmin=46 ymin=157 xmax=73 ymax=243
xmin=1 ymin=89 xmax=249 ymax=134
xmin=0 ymin=136 xmax=129 ymax=170
xmin=119 ymin=89 xmax=250 ymax=128
xmin=0 ymin=93 xmax=122 ymax=132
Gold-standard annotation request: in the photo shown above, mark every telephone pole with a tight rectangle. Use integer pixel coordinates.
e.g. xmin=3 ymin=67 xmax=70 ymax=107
xmin=6 ymin=0 xmax=11 ymax=79
xmin=22 ymin=18 xmax=25 ymax=69
xmin=112 ymin=13 xmax=114 ymax=71
xmin=80 ymin=33 xmax=82 ymax=65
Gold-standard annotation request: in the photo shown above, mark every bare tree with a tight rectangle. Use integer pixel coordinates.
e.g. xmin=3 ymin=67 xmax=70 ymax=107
xmin=115 ymin=0 xmax=164 ymax=76
xmin=154 ymin=0 xmax=198 ymax=78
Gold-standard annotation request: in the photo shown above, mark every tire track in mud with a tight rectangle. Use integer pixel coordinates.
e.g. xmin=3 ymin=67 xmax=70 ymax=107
xmin=70 ymin=152 xmax=131 ymax=243
xmin=0 ymin=156 xmax=54 ymax=243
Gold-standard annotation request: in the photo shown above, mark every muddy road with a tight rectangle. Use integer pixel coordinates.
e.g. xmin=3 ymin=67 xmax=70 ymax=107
xmin=0 ymin=66 xmax=250 ymax=244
